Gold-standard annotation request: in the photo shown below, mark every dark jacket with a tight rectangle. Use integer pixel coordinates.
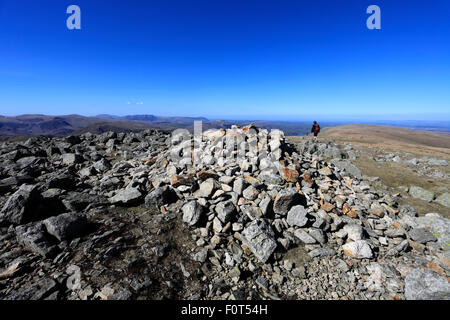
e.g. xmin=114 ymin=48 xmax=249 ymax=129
xmin=311 ymin=124 xmax=320 ymax=133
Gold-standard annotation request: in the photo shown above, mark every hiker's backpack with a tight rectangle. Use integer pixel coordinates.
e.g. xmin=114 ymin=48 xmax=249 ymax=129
xmin=314 ymin=124 xmax=320 ymax=133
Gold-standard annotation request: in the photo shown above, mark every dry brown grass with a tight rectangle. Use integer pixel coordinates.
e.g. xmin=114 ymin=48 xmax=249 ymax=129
xmin=353 ymin=156 xmax=450 ymax=217
xmin=321 ymin=124 xmax=450 ymax=159
xmin=287 ymin=125 xmax=450 ymax=218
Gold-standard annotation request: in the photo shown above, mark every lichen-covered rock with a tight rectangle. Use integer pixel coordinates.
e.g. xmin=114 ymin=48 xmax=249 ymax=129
xmin=413 ymin=215 xmax=450 ymax=250
xmin=405 ymin=268 xmax=450 ymax=300
xmin=408 ymin=186 xmax=435 ymax=202
xmin=408 ymin=227 xmax=437 ymax=244
xmin=435 ymin=192 xmax=450 ymax=207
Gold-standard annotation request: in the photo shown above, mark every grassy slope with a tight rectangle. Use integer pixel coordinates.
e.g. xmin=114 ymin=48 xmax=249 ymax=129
xmin=321 ymin=124 xmax=450 ymax=159
xmin=288 ymin=125 xmax=450 ymax=217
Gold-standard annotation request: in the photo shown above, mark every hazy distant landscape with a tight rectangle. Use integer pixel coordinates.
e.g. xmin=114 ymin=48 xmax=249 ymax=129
xmin=0 ymin=114 xmax=448 ymax=139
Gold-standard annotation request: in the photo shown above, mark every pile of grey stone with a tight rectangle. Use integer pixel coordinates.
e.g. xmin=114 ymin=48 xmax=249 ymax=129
xmin=0 ymin=125 xmax=448 ymax=300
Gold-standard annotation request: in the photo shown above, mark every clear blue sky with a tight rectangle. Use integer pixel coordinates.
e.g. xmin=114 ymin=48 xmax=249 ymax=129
xmin=0 ymin=0 xmax=449 ymax=121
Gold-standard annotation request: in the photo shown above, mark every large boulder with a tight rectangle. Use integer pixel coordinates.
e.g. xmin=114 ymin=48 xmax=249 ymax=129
xmin=240 ymin=220 xmax=277 ymax=263
xmin=15 ymin=223 xmax=59 ymax=258
xmin=405 ymin=268 xmax=450 ymax=300
xmin=182 ymin=201 xmax=204 ymax=226
xmin=273 ymin=188 xmax=305 ymax=215
xmin=144 ymin=186 xmax=178 ymax=207
xmin=194 ymin=179 xmax=217 ymax=198
xmin=0 ymin=184 xmax=41 ymax=225
xmin=43 ymin=212 xmax=89 ymax=242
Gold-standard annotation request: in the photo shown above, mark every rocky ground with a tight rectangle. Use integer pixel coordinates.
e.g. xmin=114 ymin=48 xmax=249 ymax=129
xmin=0 ymin=125 xmax=449 ymax=300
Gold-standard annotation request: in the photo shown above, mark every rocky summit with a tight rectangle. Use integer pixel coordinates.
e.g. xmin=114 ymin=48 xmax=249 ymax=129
xmin=0 ymin=125 xmax=449 ymax=300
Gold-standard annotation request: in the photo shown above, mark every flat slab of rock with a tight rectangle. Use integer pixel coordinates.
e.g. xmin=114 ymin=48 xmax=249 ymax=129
xmin=43 ymin=212 xmax=89 ymax=241
xmin=409 ymin=186 xmax=434 ymax=202
xmin=308 ymin=248 xmax=335 ymax=258
xmin=2 ymin=277 xmax=59 ymax=300
xmin=109 ymin=188 xmax=143 ymax=206
xmin=435 ymin=192 xmax=450 ymax=207
xmin=408 ymin=227 xmax=437 ymax=244
xmin=294 ymin=229 xmax=316 ymax=244
xmin=240 ymin=220 xmax=277 ymax=263
xmin=405 ymin=268 xmax=450 ymax=300
xmin=414 ymin=215 xmax=450 ymax=251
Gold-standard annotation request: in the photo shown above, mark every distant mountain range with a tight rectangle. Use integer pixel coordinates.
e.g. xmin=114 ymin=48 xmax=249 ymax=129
xmin=0 ymin=114 xmax=217 ymax=137
xmin=96 ymin=114 xmax=209 ymax=123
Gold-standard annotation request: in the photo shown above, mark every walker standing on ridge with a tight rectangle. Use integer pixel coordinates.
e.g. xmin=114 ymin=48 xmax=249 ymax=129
xmin=311 ymin=121 xmax=321 ymax=140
